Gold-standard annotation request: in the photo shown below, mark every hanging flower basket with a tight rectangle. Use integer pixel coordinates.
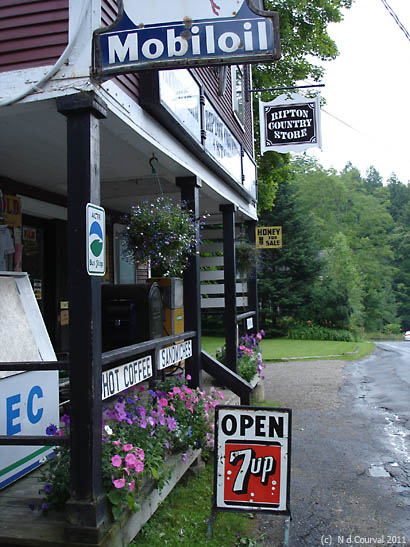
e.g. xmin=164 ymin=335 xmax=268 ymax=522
xmin=122 ymin=197 xmax=201 ymax=277
xmin=235 ymin=241 xmax=259 ymax=279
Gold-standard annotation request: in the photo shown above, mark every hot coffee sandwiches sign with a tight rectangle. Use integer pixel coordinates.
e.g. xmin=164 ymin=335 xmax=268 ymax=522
xmin=93 ymin=0 xmax=280 ymax=78
xmin=259 ymin=93 xmax=322 ymax=154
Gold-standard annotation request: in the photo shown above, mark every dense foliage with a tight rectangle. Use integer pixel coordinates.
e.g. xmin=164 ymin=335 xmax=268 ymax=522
xmin=258 ymin=156 xmax=410 ymax=335
xmin=35 ymin=379 xmax=222 ymax=520
xmin=122 ymin=197 xmax=200 ymax=277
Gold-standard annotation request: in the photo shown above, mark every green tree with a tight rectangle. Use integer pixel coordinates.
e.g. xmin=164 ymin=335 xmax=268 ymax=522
xmin=258 ymin=178 xmax=321 ymax=335
xmin=252 ymin=0 xmax=353 ymax=212
xmin=310 ymin=233 xmax=363 ymax=330
xmin=293 ymin=158 xmax=397 ymax=331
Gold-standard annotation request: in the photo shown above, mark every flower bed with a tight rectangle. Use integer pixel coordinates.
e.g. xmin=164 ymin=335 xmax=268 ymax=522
xmin=36 ymin=375 xmax=223 ymax=531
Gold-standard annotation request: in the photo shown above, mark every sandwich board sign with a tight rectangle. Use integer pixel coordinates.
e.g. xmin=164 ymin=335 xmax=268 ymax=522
xmin=0 ymin=273 xmax=59 ymax=489
xmin=93 ymin=0 xmax=280 ymax=78
xmin=214 ymin=405 xmax=291 ymax=514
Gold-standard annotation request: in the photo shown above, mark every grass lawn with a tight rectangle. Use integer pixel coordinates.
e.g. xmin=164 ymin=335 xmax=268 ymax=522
xmin=128 ymin=460 xmax=260 ymax=547
xmin=202 ymin=336 xmax=375 ymax=361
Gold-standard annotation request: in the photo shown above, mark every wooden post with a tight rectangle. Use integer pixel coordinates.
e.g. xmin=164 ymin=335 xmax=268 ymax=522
xmin=246 ymin=219 xmax=259 ymax=334
xmin=57 ymin=92 xmax=108 ymax=543
xmin=176 ymin=176 xmax=202 ymax=390
xmin=220 ymin=204 xmax=237 ymax=373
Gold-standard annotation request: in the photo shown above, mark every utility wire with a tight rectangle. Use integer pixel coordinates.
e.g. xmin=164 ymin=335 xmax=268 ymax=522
xmin=380 ymin=0 xmax=410 ymax=43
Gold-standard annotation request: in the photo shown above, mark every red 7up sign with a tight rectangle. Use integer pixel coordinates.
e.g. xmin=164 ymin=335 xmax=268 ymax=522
xmin=214 ymin=406 xmax=291 ymax=514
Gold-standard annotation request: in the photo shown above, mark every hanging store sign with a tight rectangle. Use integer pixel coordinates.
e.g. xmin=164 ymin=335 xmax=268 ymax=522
xmin=93 ymin=0 xmax=280 ymax=78
xmin=259 ymin=93 xmax=322 ymax=154
xmin=102 ymin=355 xmax=153 ymax=400
xmin=256 ymin=226 xmax=282 ymax=248
xmin=214 ymin=406 xmax=291 ymax=513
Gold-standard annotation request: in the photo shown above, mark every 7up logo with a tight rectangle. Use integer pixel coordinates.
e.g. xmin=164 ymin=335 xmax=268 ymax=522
xmin=86 ymin=203 xmax=105 ymax=276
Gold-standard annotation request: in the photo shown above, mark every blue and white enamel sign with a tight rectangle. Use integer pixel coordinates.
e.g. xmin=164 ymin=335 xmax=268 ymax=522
xmin=93 ymin=0 xmax=280 ymax=78
xmin=86 ymin=203 xmax=105 ymax=276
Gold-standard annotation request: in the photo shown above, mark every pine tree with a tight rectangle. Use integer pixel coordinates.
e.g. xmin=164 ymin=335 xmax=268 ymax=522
xmin=258 ymin=179 xmax=321 ymax=336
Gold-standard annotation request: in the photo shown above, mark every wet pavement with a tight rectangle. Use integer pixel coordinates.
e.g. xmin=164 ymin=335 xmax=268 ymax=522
xmin=255 ymin=343 xmax=410 ymax=546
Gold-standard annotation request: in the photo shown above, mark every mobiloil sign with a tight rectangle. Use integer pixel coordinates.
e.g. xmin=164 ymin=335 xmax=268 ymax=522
xmin=93 ymin=0 xmax=280 ymax=78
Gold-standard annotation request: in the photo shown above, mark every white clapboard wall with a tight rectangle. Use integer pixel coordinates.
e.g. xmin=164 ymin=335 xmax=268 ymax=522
xmin=200 ymin=225 xmax=248 ymax=310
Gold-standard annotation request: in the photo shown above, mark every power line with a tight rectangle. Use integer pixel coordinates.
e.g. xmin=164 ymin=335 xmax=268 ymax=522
xmin=380 ymin=0 xmax=410 ymax=43
xmin=321 ymin=108 xmax=363 ymax=135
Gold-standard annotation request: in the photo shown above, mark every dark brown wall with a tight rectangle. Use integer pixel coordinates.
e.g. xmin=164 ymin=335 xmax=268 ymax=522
xmin=0 ymin=0 xmax=69 ymax=72
xmin=101 ymin=0 xmax=140 ymax=102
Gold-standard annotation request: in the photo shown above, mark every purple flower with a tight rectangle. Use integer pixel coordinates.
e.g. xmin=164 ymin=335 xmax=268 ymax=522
xmin=167 ymin=415 xmax=177 ymax=432
xmin=44 ymin=483 xmax=53 ymax=494
xmin=61 ymin=414 xmax=70 ymax=425
xmin=46 ymin=424 xmax=58 ymax=436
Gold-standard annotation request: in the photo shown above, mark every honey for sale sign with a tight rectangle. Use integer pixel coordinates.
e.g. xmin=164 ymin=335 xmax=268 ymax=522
xmin=214 ymin=406 xmax=291 ymax=514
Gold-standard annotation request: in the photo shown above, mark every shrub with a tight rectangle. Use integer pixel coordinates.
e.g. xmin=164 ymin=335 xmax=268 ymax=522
xmin=287 ymin=323 xmax=354 ymax=342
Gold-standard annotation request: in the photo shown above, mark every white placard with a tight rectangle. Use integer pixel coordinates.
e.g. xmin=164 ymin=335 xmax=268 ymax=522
xmin=102 ymin=356 xmax=152 ymax=400
xmin=158 ymin=340 xmax=192 ymax=370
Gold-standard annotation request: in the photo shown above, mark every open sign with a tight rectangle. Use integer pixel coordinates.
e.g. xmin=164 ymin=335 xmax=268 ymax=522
xmin=214 ymin=406 xmax=291 ymax=514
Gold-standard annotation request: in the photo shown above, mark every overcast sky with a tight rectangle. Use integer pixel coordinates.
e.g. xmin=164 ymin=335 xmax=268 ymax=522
xmin=305 ymin=0 xmax=410 ymax=184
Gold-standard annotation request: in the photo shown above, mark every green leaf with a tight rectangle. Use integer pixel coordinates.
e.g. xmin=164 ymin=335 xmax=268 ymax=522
xmin=112 ymin=504 xmax=123 ymax=521
xmin=108 ymin=489 xmax=123 ymax=506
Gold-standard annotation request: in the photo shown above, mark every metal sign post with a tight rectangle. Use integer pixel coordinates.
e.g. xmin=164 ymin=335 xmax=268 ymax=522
xmin=209 ymin=405 xmax=292 ymax=544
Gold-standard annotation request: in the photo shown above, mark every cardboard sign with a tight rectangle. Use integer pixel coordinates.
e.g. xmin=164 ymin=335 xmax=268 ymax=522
xmin=256 ymin=226 xmax=282 ymax=249
xmin=214 ymin=406 xmax=291 ymax=513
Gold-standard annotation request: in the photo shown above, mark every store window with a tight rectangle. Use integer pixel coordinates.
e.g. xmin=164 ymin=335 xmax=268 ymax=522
xmin=232 ymin=65 xmax=245 ymax=126
xmin=113 ymin=224 xmax=136 ymax=284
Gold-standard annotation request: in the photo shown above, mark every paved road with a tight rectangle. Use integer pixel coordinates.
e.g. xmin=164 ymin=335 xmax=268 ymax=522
xmin=256 ymin=343 xmax=410 ymax=546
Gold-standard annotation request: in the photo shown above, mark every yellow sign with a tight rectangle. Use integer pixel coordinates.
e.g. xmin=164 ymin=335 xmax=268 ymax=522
xmin=3 ymin=194 xmax=22 ymax=227
xmin=256 ymin=226 xmax=282 ymax=248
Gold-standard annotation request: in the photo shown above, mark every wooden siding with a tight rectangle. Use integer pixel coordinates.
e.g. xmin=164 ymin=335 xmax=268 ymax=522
xmin=101 ymin=0 xmax=140 ymax=103
xmin=0 ymin=0 xmax=68 ymax=72
xmin=193 ymin=66 xmax=254 ymax=157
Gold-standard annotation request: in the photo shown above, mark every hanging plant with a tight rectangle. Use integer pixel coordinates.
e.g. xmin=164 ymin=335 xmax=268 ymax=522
xmin=236 ymin=240 xmax=259 ymax=279
xmin=122 ymin=196 xmax=201 ymax=277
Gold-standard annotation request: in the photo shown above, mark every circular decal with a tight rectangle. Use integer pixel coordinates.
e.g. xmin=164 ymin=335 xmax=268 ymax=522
xmin=123 ymin=0 xmax=246 ymax=26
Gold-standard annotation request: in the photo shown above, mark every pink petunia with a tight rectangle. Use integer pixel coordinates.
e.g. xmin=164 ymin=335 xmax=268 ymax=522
xmin=186 ymin=374 xmax=192 ymax=380
xmin=111 ymin=455 xmax=122 ymax=468
xmin=123 ymin=443 xmax=133 ymax=452
xmin=113 ymin=439 xmax=121 ymax=446
xmin=112 ymin=478 xmax=125 ymax=489
xmin=158 ymin=397 xmax=168 ymax=407
xmin=135 ymin=460 xmax=144 ymax=473
xmin=129 ymin=479 xmax=135 ymax=492
xmin=137 ymin=448 xmax=145 ymax=460
xmin=125 ymin=453 xmax=137 ymax=468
